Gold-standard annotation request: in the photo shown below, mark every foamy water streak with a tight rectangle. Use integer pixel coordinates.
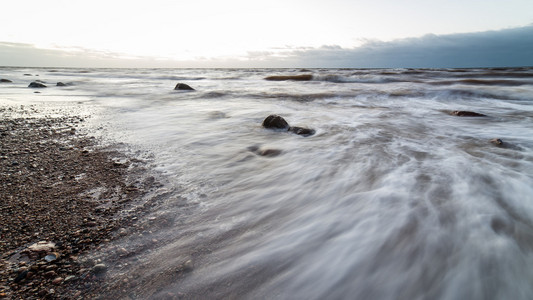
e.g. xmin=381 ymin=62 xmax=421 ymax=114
xmin=2 ymin=67 xmax=533 ymax=299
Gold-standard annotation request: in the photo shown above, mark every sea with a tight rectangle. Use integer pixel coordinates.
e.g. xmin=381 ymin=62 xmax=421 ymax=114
xmin=1 ymin=67 xmax=533 ymax=299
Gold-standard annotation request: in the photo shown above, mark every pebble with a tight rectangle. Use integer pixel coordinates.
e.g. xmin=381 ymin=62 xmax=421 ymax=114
xmin=93 ymin=264 xmax=107 ymax=274
xmin=51 ymin=277 xmax=63 ymax=285
xmin=183 ymin=260 xmax=194 ymax=272
xmin=44 ymin=253 xmax=59 ymax=262
xmin=44 ymin=270 xmax=57 ymax=278
xmin=118 ymin=228 xmax=128 ymax=236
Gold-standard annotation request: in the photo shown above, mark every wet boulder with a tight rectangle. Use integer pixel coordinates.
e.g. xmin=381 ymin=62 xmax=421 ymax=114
xmin=28 ymin=81 xmax=47 ymax=88
xmin=0 ymin=78 xmax=13 ymax=83
xmin=264 ymin=74 xmax=313 ymax=81
xmin=262 ymin=114 xmax=315 ymax=137
xmin=174 ymin=83 xmax=195 ymax=91
xmin=451 ymin=110 xmax=486 ymax=117
xmin=262 ymin=114 xmax=289 ymax=130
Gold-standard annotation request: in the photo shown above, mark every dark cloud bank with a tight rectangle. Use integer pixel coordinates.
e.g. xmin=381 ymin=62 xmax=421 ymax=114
xmin=1 ymin=25 xmax=532 ymax=68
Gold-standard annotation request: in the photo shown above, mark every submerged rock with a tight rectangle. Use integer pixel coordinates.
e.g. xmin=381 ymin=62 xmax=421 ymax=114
xmin=491 ymin=216 xmax=514 ymax=235
xmin=490 ymin=138 xmax=504 ymax=145
xmin=264 ymin=74 xmax=313 ymax=81
xmin=451 ymin=110 xmax=486 ymax=117
xmin=258 ymin=149 xmax=282 ymax=157
xmin=248 ymin=146 xmax=282 ymax=157
xmin=174 ymin=83 xmax=195 ymax=91
xmin=28 ymin=82 xmax=47 ymax=88
xmin=93 ymin=263 xmax=107 ymax=275
xmin=289 ymin=126 xmax=316 ymax=137
xmin=262 ymin=114 xmax=289 ymax=130
xmin=0 ymin=78 xmax=12 ymax=83
xmin=56 ymin=82 xmax=67 ymax=87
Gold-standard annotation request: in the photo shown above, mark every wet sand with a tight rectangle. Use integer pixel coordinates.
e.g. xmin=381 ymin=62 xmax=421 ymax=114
xmin=0 ymin=103 xmax=151 ymax=299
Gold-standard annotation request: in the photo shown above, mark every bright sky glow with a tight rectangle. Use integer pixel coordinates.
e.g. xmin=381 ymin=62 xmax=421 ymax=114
xmin=1 ymin=0 xmax=533 ymax=65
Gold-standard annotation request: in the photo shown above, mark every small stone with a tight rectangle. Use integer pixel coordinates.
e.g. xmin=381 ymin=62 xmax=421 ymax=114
xmin=183 ymin=260 xmax=193 ymax=272
xmin=44 ymin=270 xmax=57 ymax=278
xmin=118 ymin=228 xmax=128 ymax=236
xmin=117 ymin=247 xmax=129 ymax=255
xmin=52 ymin=277 xmax=63 ymax=285
xmin=0 ymin=79 xmax=13 ymax=83
xmin=28 ymin=241 xmax=56 ymax=252
xmin=44 ymin=252 xmax=60 ymax=262
xmin=56 ymin=82 xmax=67 ymax=87
xmin=45 ymin=265 xmax=58 ymax=271
xmin=93 ymin=264 xmax=107 ymax=274
xmin=86 ymin=221 xmax=97 ymax=227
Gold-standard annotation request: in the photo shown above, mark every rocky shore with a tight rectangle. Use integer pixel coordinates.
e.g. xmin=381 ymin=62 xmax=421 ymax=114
xmin=0 ymin=104 xmax=151 ymax=299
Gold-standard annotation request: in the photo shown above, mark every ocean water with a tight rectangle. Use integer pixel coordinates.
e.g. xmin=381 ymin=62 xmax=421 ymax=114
xmin=2 ymin=67 xmax=533 ymax=299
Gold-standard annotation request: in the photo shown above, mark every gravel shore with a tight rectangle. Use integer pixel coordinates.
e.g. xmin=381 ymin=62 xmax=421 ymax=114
xmin=0 ymin=104 xmax=150 ymax=299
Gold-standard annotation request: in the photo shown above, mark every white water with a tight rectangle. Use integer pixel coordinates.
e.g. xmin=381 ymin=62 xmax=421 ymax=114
xmin=2 ymin=67 xmax=533 ymax=299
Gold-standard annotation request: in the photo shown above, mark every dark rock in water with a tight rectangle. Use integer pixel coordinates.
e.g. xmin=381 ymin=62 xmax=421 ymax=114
xmin=93 ymin=263 xmax=107 ymax=274
xmin=490 ymin=138 xmax=504 ymax=145
xmin=247 ymin=146 xmax=282 ymax=157
xmin=24 ymin=74 xmax=32 ymax=76
xmin=262 ymin=115 xmax=290 ymax=130
xmin=289 ymin=126 xmax=316 ymax=137
xmin=451 ymin=110 xmax=486 ymax=117
xmin=258 ymin=149 xmax=282 ymax=157
xmin=491 ymin=217 xmax=514 ymax=235
xmin=264 ymin=74 xmax=313 ymax=81
xmin=0 ymin=78 xmax=12 ymax=83
xmin=262 ymin=114 xmax=315 ymax=137
xmin=174 ymin=83 xmax=195 ymax=90
xmin=56 ymin=82 xmax=67 ymax=87
xmin=247 ymin=145 xmax=260 ymax=152
xmin=28 ymin=82 xmax=47 ymax=88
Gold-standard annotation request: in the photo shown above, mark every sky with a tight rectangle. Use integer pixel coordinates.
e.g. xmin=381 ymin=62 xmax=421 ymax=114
xmin=1 ymin=0 xmax=533 ymax=68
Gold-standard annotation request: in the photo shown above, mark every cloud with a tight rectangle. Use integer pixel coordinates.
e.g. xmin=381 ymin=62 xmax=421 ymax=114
xmin=264 ymin=25 xmax=533 ymax=68
xmin=0 ymin=42 xmax=186 ymax=68
xmin=1 ymin=25 xmax=532 ymax=68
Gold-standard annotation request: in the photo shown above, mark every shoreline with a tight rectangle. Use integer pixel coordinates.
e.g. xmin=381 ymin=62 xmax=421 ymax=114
xmin=0 ymin=103 xmax=152 ymax=299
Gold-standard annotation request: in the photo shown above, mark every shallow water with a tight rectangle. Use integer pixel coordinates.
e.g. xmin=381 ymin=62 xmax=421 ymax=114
xmin=2 ymin=67 xmax=533 ymax=299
